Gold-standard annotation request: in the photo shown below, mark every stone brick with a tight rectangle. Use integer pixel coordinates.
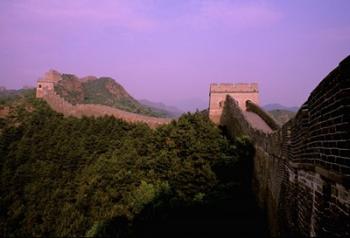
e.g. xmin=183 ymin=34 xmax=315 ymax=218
xmin=216 ymin=56 xmax=350 ymax=237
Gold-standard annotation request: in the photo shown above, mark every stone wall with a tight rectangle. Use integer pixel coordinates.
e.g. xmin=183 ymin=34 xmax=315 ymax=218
xmin=36 ymin=70 xmax=63 ymax=98
xmin=42 ymin=90 xmax=171 ymax=128
xmin=36 ymin=80 xmax=55 ymax=98
xmin=220 ymin=56 xmax=350 ymax=236
xmin=246 ymin=100 xmax=280 ymax=131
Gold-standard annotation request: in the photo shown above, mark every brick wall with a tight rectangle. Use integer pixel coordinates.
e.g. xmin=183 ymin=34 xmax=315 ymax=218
xmin=220 ymin=56 xmax=350 ymax=236
xmin=42 ymin=90 xmax=171 ymax=128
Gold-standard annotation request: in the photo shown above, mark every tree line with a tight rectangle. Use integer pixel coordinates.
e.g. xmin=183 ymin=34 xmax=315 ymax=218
xmin=0 ymin=97 xmax=255 ymax=237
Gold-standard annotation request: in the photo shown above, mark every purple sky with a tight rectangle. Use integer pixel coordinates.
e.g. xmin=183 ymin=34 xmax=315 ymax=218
xmin=1 ymin=0 xmax=349 ymax=110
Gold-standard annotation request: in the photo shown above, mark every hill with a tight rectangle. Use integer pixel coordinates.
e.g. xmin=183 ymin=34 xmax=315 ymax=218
xmin=0 ymin=87 xmax=35 ymax=105
xmin=268 ymin=109 xmax=296 ymax=125
xmin=139 ymin=99 xmax=183 ymax=118
xmin=263 ymin=103 xmax=299 ymax=112
xmin=53 ymin=73 xmax=176 ymax=118
xmin=262 ymin=103 xmax=297 ymax=125
xmin=0 ymin=97 xmax=261 ymax=237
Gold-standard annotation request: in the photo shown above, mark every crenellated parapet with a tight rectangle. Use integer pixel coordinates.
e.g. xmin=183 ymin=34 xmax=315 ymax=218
xmin=36 ymin=69 xmax=62 ymax=98
xmin=218 ymin=56 xmax=350 ymax=237
xmin=209 ymin=83 xmax=260 ymax=124
xmin=41 ymin=90 xmax=171 ymax=128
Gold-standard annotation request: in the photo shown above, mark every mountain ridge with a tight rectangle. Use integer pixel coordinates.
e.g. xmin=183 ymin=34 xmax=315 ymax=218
xmin=52 ymin=72 xmax=178 ymax=118
xmin=263 ymin=103 xmax=299 ymax=112
xmin=139 ymin=99 xmax=183 ymax=118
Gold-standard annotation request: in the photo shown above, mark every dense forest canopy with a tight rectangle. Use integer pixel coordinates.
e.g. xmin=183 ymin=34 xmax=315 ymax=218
xmin=0 ymin=95 xmax=256 ymax=237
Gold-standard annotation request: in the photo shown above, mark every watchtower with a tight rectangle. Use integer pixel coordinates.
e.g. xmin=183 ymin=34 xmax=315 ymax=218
xmin=36 ymin=70 xmax=61 ymax=98
xmin=209 ymin=83 xmax=259 ymax=124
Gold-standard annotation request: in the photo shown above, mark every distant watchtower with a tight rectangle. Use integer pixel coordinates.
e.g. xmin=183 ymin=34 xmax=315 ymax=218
xmin=36 ymin=70 xmax=61 ymax=98
xmin=209 ymin=83 xmax=259 ymax=124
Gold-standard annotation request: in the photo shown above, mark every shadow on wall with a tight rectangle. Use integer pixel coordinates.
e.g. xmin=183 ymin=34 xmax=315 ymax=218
xmin=219 ymin=55 xmax=350 ymax=237
xmin=246 ymin=100 xmax=280 ymax=130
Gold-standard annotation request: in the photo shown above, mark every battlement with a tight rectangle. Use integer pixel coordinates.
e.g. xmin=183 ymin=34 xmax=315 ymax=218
xmin=209 ymin=83 xmax=260 ymax=123
xmin=219 ymin=56 xmax=350 ymax=237
xmin=39 ymin=69 xmax=62 ymax=83
xmin=210 ymin=83 xmax=259 ymax=93
xmin=36 ymin=69 xmax=62 ymax=98
xmin=40 ymin=90 xmax=171 ymax=128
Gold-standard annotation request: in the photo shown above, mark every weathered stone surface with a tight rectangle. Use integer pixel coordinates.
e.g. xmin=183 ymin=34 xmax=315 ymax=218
xmin=243 ymin=111 xmax=273 ymax=134
xmin=217 ymin=56 xmax=350 ymax=237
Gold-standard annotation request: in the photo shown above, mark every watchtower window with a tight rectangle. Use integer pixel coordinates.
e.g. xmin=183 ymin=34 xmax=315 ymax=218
xmin=38 ymin=84 xmax=42 ymax=88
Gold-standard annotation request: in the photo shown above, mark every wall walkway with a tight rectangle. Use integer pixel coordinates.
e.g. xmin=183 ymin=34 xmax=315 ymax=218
xmin=42 ymin=90 xmax=171 ymax=128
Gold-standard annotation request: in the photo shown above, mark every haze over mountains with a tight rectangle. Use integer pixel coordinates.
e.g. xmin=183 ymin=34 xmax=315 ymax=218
xmin=53 ymin=73 xmax=179 ymax=118
xmin=138 ymin=99 xmax=183 ymax=118
xmin=262 ymin=104 xmax=298 ymax=124
xmin=1 ymin=69 xmax=299 ymax=125
xmin=1 ymin=75 xmax=298 ymax=124
xmin=262 ymin=104 xmax=299 ymax=112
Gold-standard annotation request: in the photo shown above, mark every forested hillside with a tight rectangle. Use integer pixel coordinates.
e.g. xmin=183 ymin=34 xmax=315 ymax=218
xmin=0 ymin=88 xmax=35 ymax=106
xmin=0 ymin=97 xmax=259 ymax=237
xmin=54 ymin=74 xmax=173 ymax=118
xmin=268 ymin=109 xmax=296 ymax=125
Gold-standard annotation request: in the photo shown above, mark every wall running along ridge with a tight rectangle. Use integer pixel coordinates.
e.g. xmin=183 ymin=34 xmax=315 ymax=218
xmin=40 ymin=90 xmax=171 ymax=128
xmin=220 ymin=56 xmax=350 ymax=237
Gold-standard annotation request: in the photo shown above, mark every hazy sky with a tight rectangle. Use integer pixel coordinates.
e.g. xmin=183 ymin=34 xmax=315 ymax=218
xmin=1 ymin=0 xmax=349 ymax=110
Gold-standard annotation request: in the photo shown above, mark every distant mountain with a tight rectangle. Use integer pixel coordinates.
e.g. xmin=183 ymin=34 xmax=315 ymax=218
xmin=0 ymin=87 xmax=35 ymax=105
xmin=263 ymin=103 xmax=299 ymax=112
xmin=172 ymin=98 xmax=208 ymax=112
xmin=54 ymin=73 xmax=170 ymax=118
xmin=139 ymin=99 xmax=183 ymax=118
xmin=268 ymin=109 xmax=296 ymax=125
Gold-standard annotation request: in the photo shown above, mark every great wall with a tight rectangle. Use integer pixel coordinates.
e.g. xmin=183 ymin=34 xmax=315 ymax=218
xmin=36 ymin=57 xmax=350 ymax=236
xmin=36 ymin=70 xmax=171 ymax=128
xmin=210 ymin=56 xmax=350 ymax=236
